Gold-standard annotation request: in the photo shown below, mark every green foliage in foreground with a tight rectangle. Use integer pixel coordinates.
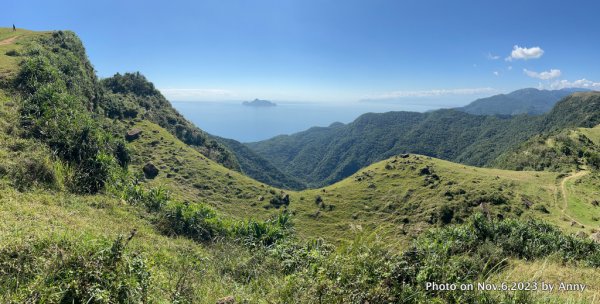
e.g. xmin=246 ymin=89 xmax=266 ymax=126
xmin=0 ymin=234 xmax=149 ymax=303
xmin=271 ymin=214 xmax=600 ymax=303
xmin=7 ymin=197 xmax=599 ymax=303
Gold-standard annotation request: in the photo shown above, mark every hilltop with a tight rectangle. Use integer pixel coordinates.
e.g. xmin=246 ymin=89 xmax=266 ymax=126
xmin=1 ymin=28 xmax=600 ymax=303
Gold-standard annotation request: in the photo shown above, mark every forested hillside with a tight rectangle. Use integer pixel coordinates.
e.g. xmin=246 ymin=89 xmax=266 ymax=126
xmin=247 ymin=92 xmax=600 ymax=188
xmin=456 ymin=88 xmax=586 ymax=116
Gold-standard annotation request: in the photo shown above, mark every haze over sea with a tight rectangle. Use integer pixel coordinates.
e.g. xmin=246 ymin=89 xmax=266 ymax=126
xmin=172 ymin=100 xmax=458 ymax=143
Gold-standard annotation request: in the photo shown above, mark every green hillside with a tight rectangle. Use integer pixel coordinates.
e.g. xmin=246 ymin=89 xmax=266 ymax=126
xmin=99 ymin=72 xmax=302 ymax=189
xmin=493 ymin=125 xmax=600 ymax=172
xmin=246 ymin=92 xmax=600 ymax=189
xmin=456 ymin=88 xmax=586 ymax=116
xmin=2 ymin=28 xmax=600 ymax=303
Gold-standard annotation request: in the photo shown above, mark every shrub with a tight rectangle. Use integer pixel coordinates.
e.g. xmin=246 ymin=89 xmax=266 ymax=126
xmin=15 ymin=34 xmax=127 ymax=194
xmin=157 ymin=200 xmax=292 ymax=247
xmin=120 ymin=179 xmax=170 ymax=212
xmin=158 ymin=202 xmax=227 ymax=242
xmin=0 ymin=234 xmax=149 ymax=303
xmin=5 ymin=49 xmax=19 ymax=56
xmin=9 ymin=153 xmax=57 ymax=191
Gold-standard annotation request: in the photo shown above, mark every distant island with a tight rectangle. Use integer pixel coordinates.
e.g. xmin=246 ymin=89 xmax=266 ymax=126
xmin=242 ymin=99 xmax=277 ymax=107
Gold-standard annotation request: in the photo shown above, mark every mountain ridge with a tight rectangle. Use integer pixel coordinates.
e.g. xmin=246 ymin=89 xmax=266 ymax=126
xmin=455 ymin=87 xmax=589 ymax=116
xmin=246 ymin=91 xmax=600 ymax=188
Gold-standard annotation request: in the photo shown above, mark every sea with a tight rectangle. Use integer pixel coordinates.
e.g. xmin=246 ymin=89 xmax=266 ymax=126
xmin=171 ymin=101 xmax=455 ymax=143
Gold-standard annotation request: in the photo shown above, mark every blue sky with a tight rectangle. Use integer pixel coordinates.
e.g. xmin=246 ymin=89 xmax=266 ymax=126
xmin=4 ymin=0 xmax=600 ymax=104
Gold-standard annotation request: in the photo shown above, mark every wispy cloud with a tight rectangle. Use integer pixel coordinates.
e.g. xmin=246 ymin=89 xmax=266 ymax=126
xmin=487 ymin=52 xmax=500 ymax=60
xmin=506 ymin=45 xmax=544 ymax=61
xmin=363 ymin=87 xmax=496 ymax=101
xmin=159 ymin=88 xmax=235 ymax=101
xmin=549 ymin=78 xmax=600 ymax=90
xmin=523 ymin=68 xmax=561 ymax=80
xmin=493 ymin=71 xmax=499 ymax=76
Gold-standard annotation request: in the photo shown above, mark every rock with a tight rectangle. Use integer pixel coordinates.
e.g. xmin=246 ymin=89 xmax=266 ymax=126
xmin=591 ymin=233 xmax=600 ymax=244
xmin=125 ymin=128 xmax=142 ymax=141
xmin=143 ymin=163 xmax=159 ymax=179
xmin=400 ymin=153 xmax=410 ymax=158
xmin=216 ymin=296 xmax=235 ymax=304
xmin=576 ymin=231 xmax=588 ymax=238
xmin=258 ymin=195 xmax=264 ymax=201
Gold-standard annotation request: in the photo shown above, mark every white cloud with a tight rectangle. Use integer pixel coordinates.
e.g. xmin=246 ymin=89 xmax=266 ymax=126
xmin=493 ymin=71 xmax=499 ymax=76
xmin=507 ymin=66 xmax=513 ymax=70
xmin=159 ymin=88 xmax=235 ymax=101
xmin=549 ymin=78 xmax=600 ymax=90
xmin=523 ymin=68 xmax=561 ymax=80
xmin=364 ymin=87 xmax=496 ymax=100
xmin=487 ymin=52 xmax=500 ymax=60
xmin=506 ymin=45 xmax=544 ymax=61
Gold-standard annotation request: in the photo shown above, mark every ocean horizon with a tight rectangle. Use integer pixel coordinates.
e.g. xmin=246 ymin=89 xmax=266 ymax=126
xmin=171 ymin=100 xmax=459 ymax=142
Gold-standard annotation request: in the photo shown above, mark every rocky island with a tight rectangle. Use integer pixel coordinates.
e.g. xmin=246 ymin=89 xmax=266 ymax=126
xmin=242 ymin=98 xmax=277 ymax=107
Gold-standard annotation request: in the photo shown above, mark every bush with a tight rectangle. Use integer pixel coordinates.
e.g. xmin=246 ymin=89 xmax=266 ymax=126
xmin=9 ymin=153 xmax=57 ymax=191
xmin=16 ymin=34 xmax=127 ymax=194
xmin=157 ymin=199 xmax=292 ymax=247
xmin=0 ymin=235 xmax=150 ymax=303
xmin=5 ymin=49 xmax=20 ymax=56
xmin=158 ymin=202 xmax=227 ymax=242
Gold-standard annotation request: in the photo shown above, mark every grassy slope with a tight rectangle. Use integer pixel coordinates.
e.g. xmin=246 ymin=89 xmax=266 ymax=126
xmin=2 ymin=28 xmax=600 ymax=302
xmin=580 ymin=124 xmax=600 ymax=146
xmin=0 ymin=28 xmax=45 ymax=79
xmin=127 ymin=118 xmax=600 ymax=243
xmin=126 ymin=119 xmax=279 ymax=220
xmin=0 ymin=30 xmax=286 ymax=302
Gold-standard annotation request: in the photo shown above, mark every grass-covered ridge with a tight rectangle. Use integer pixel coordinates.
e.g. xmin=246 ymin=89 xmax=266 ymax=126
xmin=100 ymin=72 xmax=303 ymax=189
xmin=1 ymin=28 xmax=600 ymax=303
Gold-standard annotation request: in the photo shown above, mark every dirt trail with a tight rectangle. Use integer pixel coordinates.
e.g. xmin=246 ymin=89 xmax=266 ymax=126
xmin=0 ymin=36 xmax=19 ymax=46
xmin=559 ymin=170 xmax=589 ymax=224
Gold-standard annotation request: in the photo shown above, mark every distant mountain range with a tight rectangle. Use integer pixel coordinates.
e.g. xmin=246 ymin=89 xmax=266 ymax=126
xmin=455 ymin=88 xmax=590 ymax=115
xmin=242 ymin=98 xmax=277 ymax=107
